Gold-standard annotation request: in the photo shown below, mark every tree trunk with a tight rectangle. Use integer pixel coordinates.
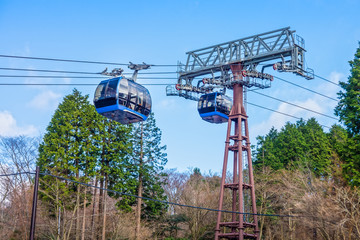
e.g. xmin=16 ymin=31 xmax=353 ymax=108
xmin=81 ymin=181 xmax=87 ymax=240
xmin=58 ymin=206 xmax=61 ymax=240
xmin=56 ymin=180 xmax=61 ymax=240
xmin=66 ymin=198 xmax=80 ymax=240
xmin=98 ymin=124 xmax=107 ymax=240
xmin=135 ymin=173 xmax=143 ymax=240
xmin=91 ymin=177 xmax=98 ymax=240
xmin=76 ymin=163 xmax=80 ymax=240
xmin=101 ymin=174 xmax=108 ymax=240
xmin=97 ymin=177 xmax=104 ymax=240
xmin=61 ymin=203 xmax=66 ymax=240
xmin=135 ymin=122 xmax=144 ymax=240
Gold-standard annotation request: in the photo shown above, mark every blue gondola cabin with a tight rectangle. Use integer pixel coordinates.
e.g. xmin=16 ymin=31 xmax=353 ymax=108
xmin=198 ymin=92 xmax=232 ymax=124
xmin=94 ymin=77 xmax=151 ymax=124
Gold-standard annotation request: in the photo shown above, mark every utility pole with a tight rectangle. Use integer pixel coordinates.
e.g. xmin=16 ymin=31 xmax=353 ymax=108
xmin=29 ymin=166 xmax=40 ymax=240
xmin=167 ymin=27 xmax=313 ymax=239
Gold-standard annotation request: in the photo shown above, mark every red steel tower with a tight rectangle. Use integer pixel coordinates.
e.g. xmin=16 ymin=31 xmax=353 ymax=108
xmin=167 ymin=27 xmax=313 ymax=239
xmin=214 ymin=63 xmax=259 ymax=239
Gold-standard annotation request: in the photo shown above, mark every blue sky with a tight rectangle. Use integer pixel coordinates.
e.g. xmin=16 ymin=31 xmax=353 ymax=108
xmin=0 ymin=0 xmax=359 ymax=174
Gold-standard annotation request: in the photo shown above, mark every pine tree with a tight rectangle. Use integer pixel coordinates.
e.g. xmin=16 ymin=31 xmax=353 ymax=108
xmin=254 ymin=127 xmax=281 ymax=170
xmin=335 ymin=43 xmax=360 ymax=136
xmin=277 ymin=121 xmax=309 ymax=169
xmin=254 ymin=118 xmax=333 ymax=176
xmin=37 ymin=89 xmax=133 ymax=239
xmin=334 ymin=44 xmax=360 ymax=186
xmin=38 ymin=89 xmax=96 ymax=239
xmin=297 ymin=118 xmax=332 ymax=176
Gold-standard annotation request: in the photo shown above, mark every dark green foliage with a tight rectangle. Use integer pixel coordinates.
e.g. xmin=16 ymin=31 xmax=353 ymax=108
xmin=254 ymin=118 xmax=333 ymax=176
xmin=38 ymin=88 xmax=133 ymax=177
xmin=255 ymin=128 xmax=280 ymax=169
xmin=334 ymin=44 xmax=360 ymax=186
xmin=335 ymin=43 xmax=360 ymax=136
xmin=297 ymin=118 xmax=333 ymax=174
xmin=117 ymin=113 xmax=168 ymax=219
xmin=163 ymin=214 xmax=188 ymax=237
xmin=342 ymin=135 xmax=360 ymax=186
xmin=37 ymin=89 xmax=170 ymax=239
xmin=328 ymin=124 xmax=348 ymax=156
xmin=38 ymin=89 xmax=95 ymax=176
xmin=37 ymin=89 xmax=98 ymax=216
xmin=135 ymin=114 xmax=168 ymax=219
xmin=93 ymin=116 xmax=133 ymax=195
xmin=328 ymin=125 xmax=360 ymax=186
xmin=37 ymin=89 xmax=133 ymax=212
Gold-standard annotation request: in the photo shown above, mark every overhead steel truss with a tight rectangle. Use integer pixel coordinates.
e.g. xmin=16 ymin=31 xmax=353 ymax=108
xmin=181 ymin=26 xmax=313 ymax=79
xmin=168 ymin=27 xmax=314 ymax=100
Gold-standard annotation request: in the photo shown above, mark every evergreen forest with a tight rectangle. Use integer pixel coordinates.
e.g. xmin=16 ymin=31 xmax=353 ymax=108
xmin=0 ymin=45 xmax=359 ymax=239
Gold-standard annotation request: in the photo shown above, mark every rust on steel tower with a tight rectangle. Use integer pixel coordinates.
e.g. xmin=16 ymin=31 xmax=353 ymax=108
xmin=214 ymin=63 xmax=259 ymax=239
xmin=166 ymin=27 xmax=313 ymax=240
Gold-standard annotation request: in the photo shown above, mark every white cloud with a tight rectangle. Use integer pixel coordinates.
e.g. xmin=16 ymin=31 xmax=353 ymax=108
xmin=28 ymin=90 xmax=62 ymax=110
xmin=251 ymin=71 xmax=346 ymax=139
xmin=0 ymin=111 xmax=37 ymax=137
xmin=63 ymin=77 xmax=72 ymax=84
xmin=316 ymin=72 xmax=343 ymax=97
xmin=158 ymin=99 xmax=176 ymax=109
xmin=252 ymin=96 xmax=328 ymax=136
xmin=329 ymin=71 xmax=344 ymax=85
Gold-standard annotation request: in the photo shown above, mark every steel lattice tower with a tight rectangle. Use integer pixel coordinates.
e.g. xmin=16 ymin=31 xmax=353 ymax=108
xmin=167 ymin=27 xmax=313 ymax=240
xmin=214 ymin=64 xmax=259 ymax=239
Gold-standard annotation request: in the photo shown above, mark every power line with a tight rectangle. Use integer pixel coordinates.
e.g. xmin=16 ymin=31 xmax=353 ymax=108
xmin=0 ymin=54 xmax=179 ymax=67
xmin=0 ymin=67 xmax=178 ymax=75
xmin=39 ymin=172 xmax=304 ymax=219
xmin=0 ymin=67 xmax=100 ymax=75
xmin=0 ymin=54 xmax=129 ymax=66
xmin=1 ymin=171 xmax=306 ymax=218
xmin=0 ymin=81 xmax=335 ymax=127
xmin=0 ymin=66 xmax=342 ymax=100
xmin=247 ymin=102 xmax=301 ymax=120
xmin=0 ymin=74 xmax=341 ymax=99
xmin=0 ymin=71 xmax=341 ymax=94
xmin=314 ymin=73 xmax=341 ymax=86
xmin=246 ymin=101 xmax=332 ymax=129
xmin=0 ymin=54 xmax=344 ymax=87
xmin=0 ymin=83 xmax=173 ymax=86
xmin=0 ymin=75 xmax=338 ymax=125
xmin=0 ymin=81 xmax=336 ymax=127
xmin=0 ymin=171 xmax=341 ymax=226
xmin=0 ymin=57 xmax=341 ymax=109
xmin=251 ymin=91 xmax=338 ymax=120
xmin=0 ymin=172 xmax=33 ymax=177
xmin=0 ymin=54 xmax=309 ymax=68
xmin=0 ymin=75 xmax=178 ymax=79
xmin=0 ymin=67 xmax=343 ymax=87
xmin=0 ymin=75 xmax=104 ymax=78
xmin=274 ymin=76 xmax=338 ymax=102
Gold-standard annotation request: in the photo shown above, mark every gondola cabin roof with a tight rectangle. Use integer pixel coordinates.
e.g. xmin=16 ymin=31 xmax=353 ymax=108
xmin=94 ymin=77 xmax=151 ymax=124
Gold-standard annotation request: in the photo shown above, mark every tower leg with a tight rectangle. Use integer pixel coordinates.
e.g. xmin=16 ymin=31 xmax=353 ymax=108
xmin=215 ymin=63 xmax=259 ymax=240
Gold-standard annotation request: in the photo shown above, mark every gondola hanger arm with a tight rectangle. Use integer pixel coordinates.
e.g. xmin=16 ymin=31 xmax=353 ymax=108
xmin=128 ymin=62 xmax=151 ymax=82
xmin=99 ymin=67 xmax=124 ymax=77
